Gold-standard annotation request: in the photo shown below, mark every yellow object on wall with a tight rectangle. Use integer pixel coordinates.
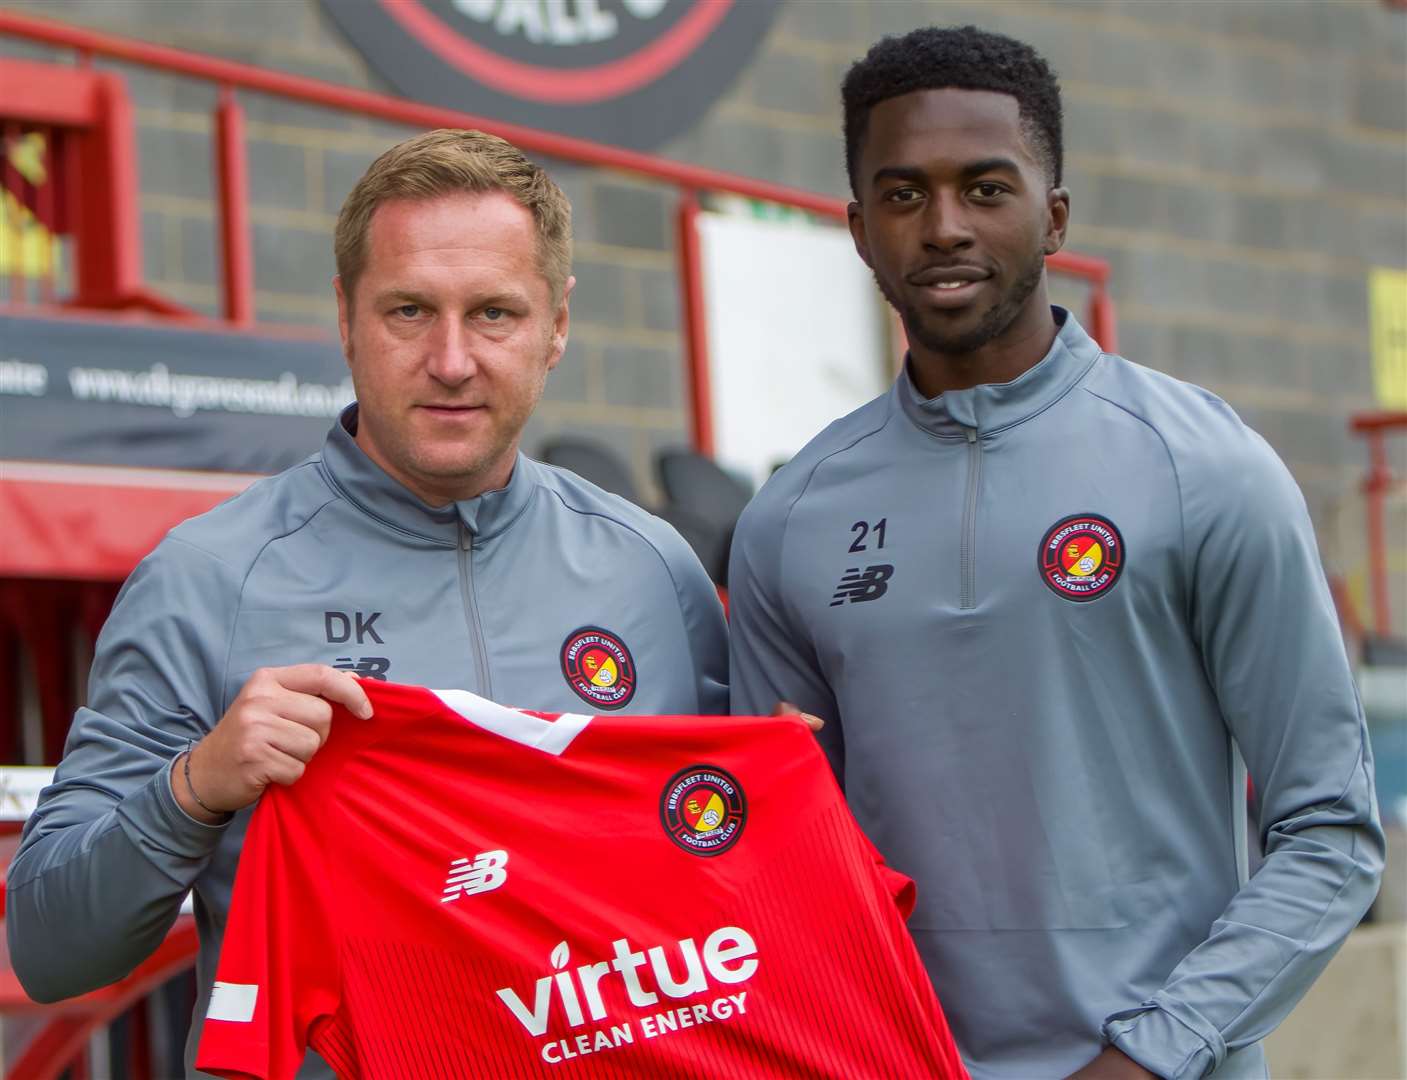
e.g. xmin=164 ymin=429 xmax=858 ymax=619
xmin=0 ymin=190 xmax=55 ymax=278
xmin=1370 ymin=268 xmax=1407 ymax=410
xmin=0 ymin=132 xmax=55 ymax=280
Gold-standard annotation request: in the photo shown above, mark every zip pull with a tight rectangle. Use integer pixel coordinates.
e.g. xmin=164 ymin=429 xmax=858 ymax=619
xmin=456 ymin=520 xmax=491 ymax=696
xmin=960 ymin=426 xmax=982 ymax=610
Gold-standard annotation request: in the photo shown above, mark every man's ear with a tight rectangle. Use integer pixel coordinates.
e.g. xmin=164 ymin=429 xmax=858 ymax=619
xmin=333 ymin=276 xmax=353 ymax=364
xmin=547 ymin=275 xmax=575 ymax=371
xmin=847 ymin=201 xmax=874 ymax=268
xmin=1044 ymin=187 xmax=1070 ymax=256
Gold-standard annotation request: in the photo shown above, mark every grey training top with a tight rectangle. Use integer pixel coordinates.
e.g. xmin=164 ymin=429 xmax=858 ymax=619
xmin=9 ymin=406 xmax=728 ymax=1075
xmin=728 ymin=310 xmax=1382 ymax=1080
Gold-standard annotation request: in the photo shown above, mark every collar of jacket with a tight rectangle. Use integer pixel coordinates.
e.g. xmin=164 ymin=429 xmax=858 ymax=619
xmin=320 ymin=405 xmax=538 ymax=544
xmin=894 ymin=306 xmax=1102 ymax=439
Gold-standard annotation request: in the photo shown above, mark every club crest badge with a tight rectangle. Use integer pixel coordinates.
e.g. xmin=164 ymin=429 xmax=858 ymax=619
xmin=560 ymin=626 xmax=637 ymax=709
xmin=1038 ymin=514 xmax=1126 ymax=602
xmin=660 ymin=765 xmax=746 ymax=857
xmin=319 ymin=1 xmax=784 ymax=151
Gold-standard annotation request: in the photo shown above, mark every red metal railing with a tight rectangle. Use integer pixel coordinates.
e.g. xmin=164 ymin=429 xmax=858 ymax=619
xmin=1350 ymin=410 xmax=1407 ymax=638
xmin=0 ymin=53 xmax=188 ymax=316
xmin=0 ymin=7 xmax=1116 ymax=457
xmin=0 ymin=63 xmax=79 ymax=307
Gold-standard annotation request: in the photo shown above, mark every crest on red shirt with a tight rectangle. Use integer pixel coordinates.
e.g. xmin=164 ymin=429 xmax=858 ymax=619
xmin=660 ymin=765 xmax=747 ymax=857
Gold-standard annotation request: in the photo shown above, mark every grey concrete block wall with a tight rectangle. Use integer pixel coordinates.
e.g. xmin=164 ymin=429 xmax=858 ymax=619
xmin=2 ymin=0 xmax=1405 ymax=599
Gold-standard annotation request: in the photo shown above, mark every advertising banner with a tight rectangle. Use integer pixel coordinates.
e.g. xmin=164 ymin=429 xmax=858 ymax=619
xmin=0 ymin=313 xmax=351 ymax=474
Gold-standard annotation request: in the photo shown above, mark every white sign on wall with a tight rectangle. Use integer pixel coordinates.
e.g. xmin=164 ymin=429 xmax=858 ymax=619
xmin=697 ymin=212 xmax=892 ymax=490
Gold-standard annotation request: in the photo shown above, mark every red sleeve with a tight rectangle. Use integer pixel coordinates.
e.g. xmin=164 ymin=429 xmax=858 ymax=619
xmin=858 ymin=827 xmax=918 ymax=919
xmin=195 ymin=787 xmax=341 ymax=1080
xmin=878 ymin=862 xmax=918 ymax=920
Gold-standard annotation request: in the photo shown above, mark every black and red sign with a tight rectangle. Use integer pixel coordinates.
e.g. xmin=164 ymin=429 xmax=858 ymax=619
xmin=320 ymin=0 xmax=783 ymax=149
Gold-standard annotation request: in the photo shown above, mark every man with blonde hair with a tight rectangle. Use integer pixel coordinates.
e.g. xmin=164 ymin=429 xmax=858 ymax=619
xmin=10 ymin=129 xmax=727 ymax=1077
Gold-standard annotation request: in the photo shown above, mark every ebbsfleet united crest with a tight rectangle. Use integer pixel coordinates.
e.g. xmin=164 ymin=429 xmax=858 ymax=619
xmin=561 ymin=626 xmax=637 ymax=709
xmin=320 ymin=0 xmax=783 ymax=150
xmin=1038 ymin=513 xmax=1126 ymax=602
xmin=660 ymin=765 xmax=746 ymax=857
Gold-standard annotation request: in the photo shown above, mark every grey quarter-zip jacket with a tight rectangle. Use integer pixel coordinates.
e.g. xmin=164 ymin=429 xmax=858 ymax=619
xmin=9 ymin=405 xmax=727 ymax=1075
xmin=728 ymin=310 xmax=1382 ymax=1080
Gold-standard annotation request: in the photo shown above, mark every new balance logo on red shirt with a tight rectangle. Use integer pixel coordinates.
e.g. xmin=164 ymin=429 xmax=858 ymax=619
xmin=441 ymin=850 xmax=509 ymax=902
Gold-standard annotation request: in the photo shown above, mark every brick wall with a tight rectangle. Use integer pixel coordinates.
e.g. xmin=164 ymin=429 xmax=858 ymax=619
xmin=3 ymin=0 xmax=1404 ymax=557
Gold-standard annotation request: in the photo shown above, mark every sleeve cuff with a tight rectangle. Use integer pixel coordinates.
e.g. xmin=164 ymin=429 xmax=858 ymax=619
xmin=1103 ymin=998 xmax=1222 ymax=1080
xmin=116 ymin=758 xmax=231 ymax=864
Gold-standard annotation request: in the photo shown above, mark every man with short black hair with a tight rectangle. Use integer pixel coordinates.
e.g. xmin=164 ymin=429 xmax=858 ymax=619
xmin=729 ymin=26 xmax=1382 ymax=1080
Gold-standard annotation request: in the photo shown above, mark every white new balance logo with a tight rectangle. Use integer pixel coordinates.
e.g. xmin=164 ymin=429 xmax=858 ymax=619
xmin=441 ymin=849 xmax=509 ymax=902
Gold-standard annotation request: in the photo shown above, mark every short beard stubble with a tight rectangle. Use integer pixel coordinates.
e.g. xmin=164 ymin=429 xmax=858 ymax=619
xmin=879 ymin=248 xmax=1046 ymax=359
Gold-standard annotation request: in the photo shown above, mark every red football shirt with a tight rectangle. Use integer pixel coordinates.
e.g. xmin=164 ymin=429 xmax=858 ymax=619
xmin=196 ymin=680 xmax=966 ymax=1079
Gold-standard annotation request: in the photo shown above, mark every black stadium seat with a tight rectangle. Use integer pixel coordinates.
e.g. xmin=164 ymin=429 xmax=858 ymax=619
xmin=654 ymin=449 xmax=754 ymax=587
xmin=540 ymin=436 xmax=643 ymax=505
xmin=537 ymin=440 xmax=751 ymax=586
xmin=655 ymin=504 xmax=731 ymax=587
xmin=655 ymin=448 xmax=753 ymax=526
